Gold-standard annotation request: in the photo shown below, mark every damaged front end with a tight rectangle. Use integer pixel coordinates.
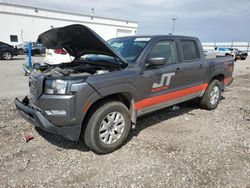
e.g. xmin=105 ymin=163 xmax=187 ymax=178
xmin=15 ymin=24 xmax=128 ymax=140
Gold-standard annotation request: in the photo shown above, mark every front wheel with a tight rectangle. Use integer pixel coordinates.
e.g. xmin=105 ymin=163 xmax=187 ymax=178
xmin=1 ymin=52 xmax=13 ymax=60
xmin=83 ymin=101 xmax=131 ymax=154
xmin=200 ymin=80 xmax=222 ymax=110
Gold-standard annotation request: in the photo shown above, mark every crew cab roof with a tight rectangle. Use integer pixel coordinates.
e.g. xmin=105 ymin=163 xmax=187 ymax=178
xmin=113 ymin=35 xmax=199 ymax=40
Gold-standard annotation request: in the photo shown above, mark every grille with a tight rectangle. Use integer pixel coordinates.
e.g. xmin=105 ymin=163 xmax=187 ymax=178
xmin=29 ymin=70 xmax=44 ymax=101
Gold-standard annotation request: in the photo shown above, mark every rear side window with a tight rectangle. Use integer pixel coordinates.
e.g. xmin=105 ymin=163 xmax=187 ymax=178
xmin=148 ymin=40 xmax=178 ymax=65
xmin=181 ymin=40 xmax=199 ymax=61
xmin=219 ymin=48 xmax=225 ymax=51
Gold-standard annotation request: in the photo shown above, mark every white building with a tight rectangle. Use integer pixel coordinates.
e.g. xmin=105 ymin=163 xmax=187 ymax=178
xmin=0 ymin=2 xmax=138 ymax=45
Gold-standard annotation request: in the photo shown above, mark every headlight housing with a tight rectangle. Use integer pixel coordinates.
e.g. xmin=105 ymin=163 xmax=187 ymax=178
xmin=44 ymin=79 xmax=68 ymax=94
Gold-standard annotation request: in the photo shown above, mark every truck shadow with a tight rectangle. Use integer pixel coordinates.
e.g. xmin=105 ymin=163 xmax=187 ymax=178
xmin=35 ymin=100 xmax=200 ymax=153
xmin=35 ymin=127 xmax=90 ymax=152
xmin=12 ymin=57 xmax=27 ymax=60
xmin=132 ymin=96 xmax=225 ymax=138
xmin=126 ymin=100 xmax=199 ymax=142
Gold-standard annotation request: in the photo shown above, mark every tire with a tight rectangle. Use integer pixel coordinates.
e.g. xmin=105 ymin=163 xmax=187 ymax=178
xmin=200 ymin=80 xmax=222 ymax=110
xmin=1 ymin=51 xmax=13 ymax=60
xmin=83 ymin=101 xmax=131 ymax=154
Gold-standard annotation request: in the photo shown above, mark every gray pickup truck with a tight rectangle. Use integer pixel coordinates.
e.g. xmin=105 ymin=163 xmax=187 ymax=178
xmin=15 ymin=24 xmax=234 ymax=154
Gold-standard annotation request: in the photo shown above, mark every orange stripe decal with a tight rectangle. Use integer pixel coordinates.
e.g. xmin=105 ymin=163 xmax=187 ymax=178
xmin=134 ymin=83 xmax=208 ymax=110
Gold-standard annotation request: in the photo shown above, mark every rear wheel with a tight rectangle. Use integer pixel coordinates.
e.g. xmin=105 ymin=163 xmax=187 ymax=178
xmin=1 ymin=52 xmax=12 ymax=60
xmin=83 ymin=101 xmax=131 ymax=154
xmin=200 ymin=80 xmax=222 ymax=110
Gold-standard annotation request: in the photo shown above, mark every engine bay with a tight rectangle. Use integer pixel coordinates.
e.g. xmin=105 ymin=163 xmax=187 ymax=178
xmin=40 ymin=60 xmax=119 ymax=78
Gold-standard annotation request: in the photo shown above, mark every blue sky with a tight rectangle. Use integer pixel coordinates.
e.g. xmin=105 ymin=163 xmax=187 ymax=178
xmin=7 ymin=0 xmax=250 ymax=42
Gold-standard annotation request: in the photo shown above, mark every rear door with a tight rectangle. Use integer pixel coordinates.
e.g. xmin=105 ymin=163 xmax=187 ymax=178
xmin=177 ymin=39 xmax=206 ymax=88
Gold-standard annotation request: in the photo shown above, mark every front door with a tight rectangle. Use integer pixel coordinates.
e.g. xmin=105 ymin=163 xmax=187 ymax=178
xmin=134 ymin=39 xmax=186 ymax=114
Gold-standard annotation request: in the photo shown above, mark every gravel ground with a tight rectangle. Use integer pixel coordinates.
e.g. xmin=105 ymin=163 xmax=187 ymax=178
xmin=0 ymin=58 xmax=250 ymax=187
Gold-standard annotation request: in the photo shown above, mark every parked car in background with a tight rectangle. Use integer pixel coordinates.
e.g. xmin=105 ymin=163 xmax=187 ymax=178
xmin=16 ymin=42 xmax=29 ymax=54
xmin=17 ymin=42 xmax=46 ymax=56
xmin=0 ymin=41 xmax=18 ymax=60
xmin=229 ymin=48 xmax=248 ymax=60
xmin=214 ymin=47 xmax=235 ymax=57
xmin=31 ymin=43 xmax=46 ymax=56
xmin=44 ymin=48 xmax=74 ymax=65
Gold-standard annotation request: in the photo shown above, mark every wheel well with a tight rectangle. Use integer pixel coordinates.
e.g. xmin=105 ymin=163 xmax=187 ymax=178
xmin=95 ymin=93 xmax=132 ymax=110
xmin=211 ymin=74 xmax=225 ymax=91
xmin=80 ymin=93 xmax=133 ymax=136
xmin=1 ymin=51 xmax=12 ymax=55
xmin=211 ymin=74 xmax=224 ymax=83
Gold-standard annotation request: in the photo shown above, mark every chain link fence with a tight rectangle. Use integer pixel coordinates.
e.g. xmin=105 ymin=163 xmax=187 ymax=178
xmin=202 ymin=40 xmax=250 ymax=53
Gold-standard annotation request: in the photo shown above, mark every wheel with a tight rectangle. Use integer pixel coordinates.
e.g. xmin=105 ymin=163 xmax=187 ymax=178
xmin=1 ymin=51 xmax=12 ymax=60
xmin=83 ymin=101 xmax=131 ymax=154
xmin=200 ymin=80 xmax=222 ymax=110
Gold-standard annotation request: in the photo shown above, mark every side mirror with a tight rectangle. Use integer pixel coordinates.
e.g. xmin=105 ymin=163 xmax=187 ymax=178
xmin=146 ymin=57 xmax=167 ymax=67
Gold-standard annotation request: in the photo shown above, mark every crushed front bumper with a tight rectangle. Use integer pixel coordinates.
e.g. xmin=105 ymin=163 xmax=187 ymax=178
xmin=14 ymin=97 xmax=81 ymax=141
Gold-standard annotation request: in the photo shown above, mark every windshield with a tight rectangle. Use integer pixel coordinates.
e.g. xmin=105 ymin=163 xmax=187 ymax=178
xmin=107 ymin=37 xmax=150 ymax=62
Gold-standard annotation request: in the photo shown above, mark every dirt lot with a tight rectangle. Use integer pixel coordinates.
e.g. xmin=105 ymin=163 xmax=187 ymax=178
xmin=0 ymin=57 xmax=250 ymax=187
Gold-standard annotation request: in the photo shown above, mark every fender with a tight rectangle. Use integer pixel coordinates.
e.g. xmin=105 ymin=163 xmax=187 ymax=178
xmin=85 ymin=82 xmax=138 ymax=126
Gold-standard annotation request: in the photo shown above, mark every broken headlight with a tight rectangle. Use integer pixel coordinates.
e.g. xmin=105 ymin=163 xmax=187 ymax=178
xmin=44 ymin=79 xmax=68 ymax=94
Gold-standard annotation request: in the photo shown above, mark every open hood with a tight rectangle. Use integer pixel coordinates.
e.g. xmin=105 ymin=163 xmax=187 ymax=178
xmin=37 ymin=24 xmax=128 ymax=68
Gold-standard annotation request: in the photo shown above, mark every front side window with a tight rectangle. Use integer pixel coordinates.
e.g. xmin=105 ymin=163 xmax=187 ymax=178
xmin=148 ymin=40 xmax=178 ymax=65
xmin=181 ymin=40 xmax=199 ymax=61
xmin=219 ymin=48 xmax=226 ymax=51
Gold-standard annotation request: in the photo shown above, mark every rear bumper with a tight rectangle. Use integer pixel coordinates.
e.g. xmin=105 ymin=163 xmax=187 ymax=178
xmin=14 ymin=97 xmax=81 ymax=141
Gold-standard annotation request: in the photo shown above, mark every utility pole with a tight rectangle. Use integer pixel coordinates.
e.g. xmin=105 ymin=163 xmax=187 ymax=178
xmin=171 ymin=18 xmax=178 ymax=35
xmin=91 ymin=8 xmax=95 ymax=20
xmin=247 ymin=38 xmax=250 ymax=53
xmin=20 ymin=29 xmax=24 ymax=42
